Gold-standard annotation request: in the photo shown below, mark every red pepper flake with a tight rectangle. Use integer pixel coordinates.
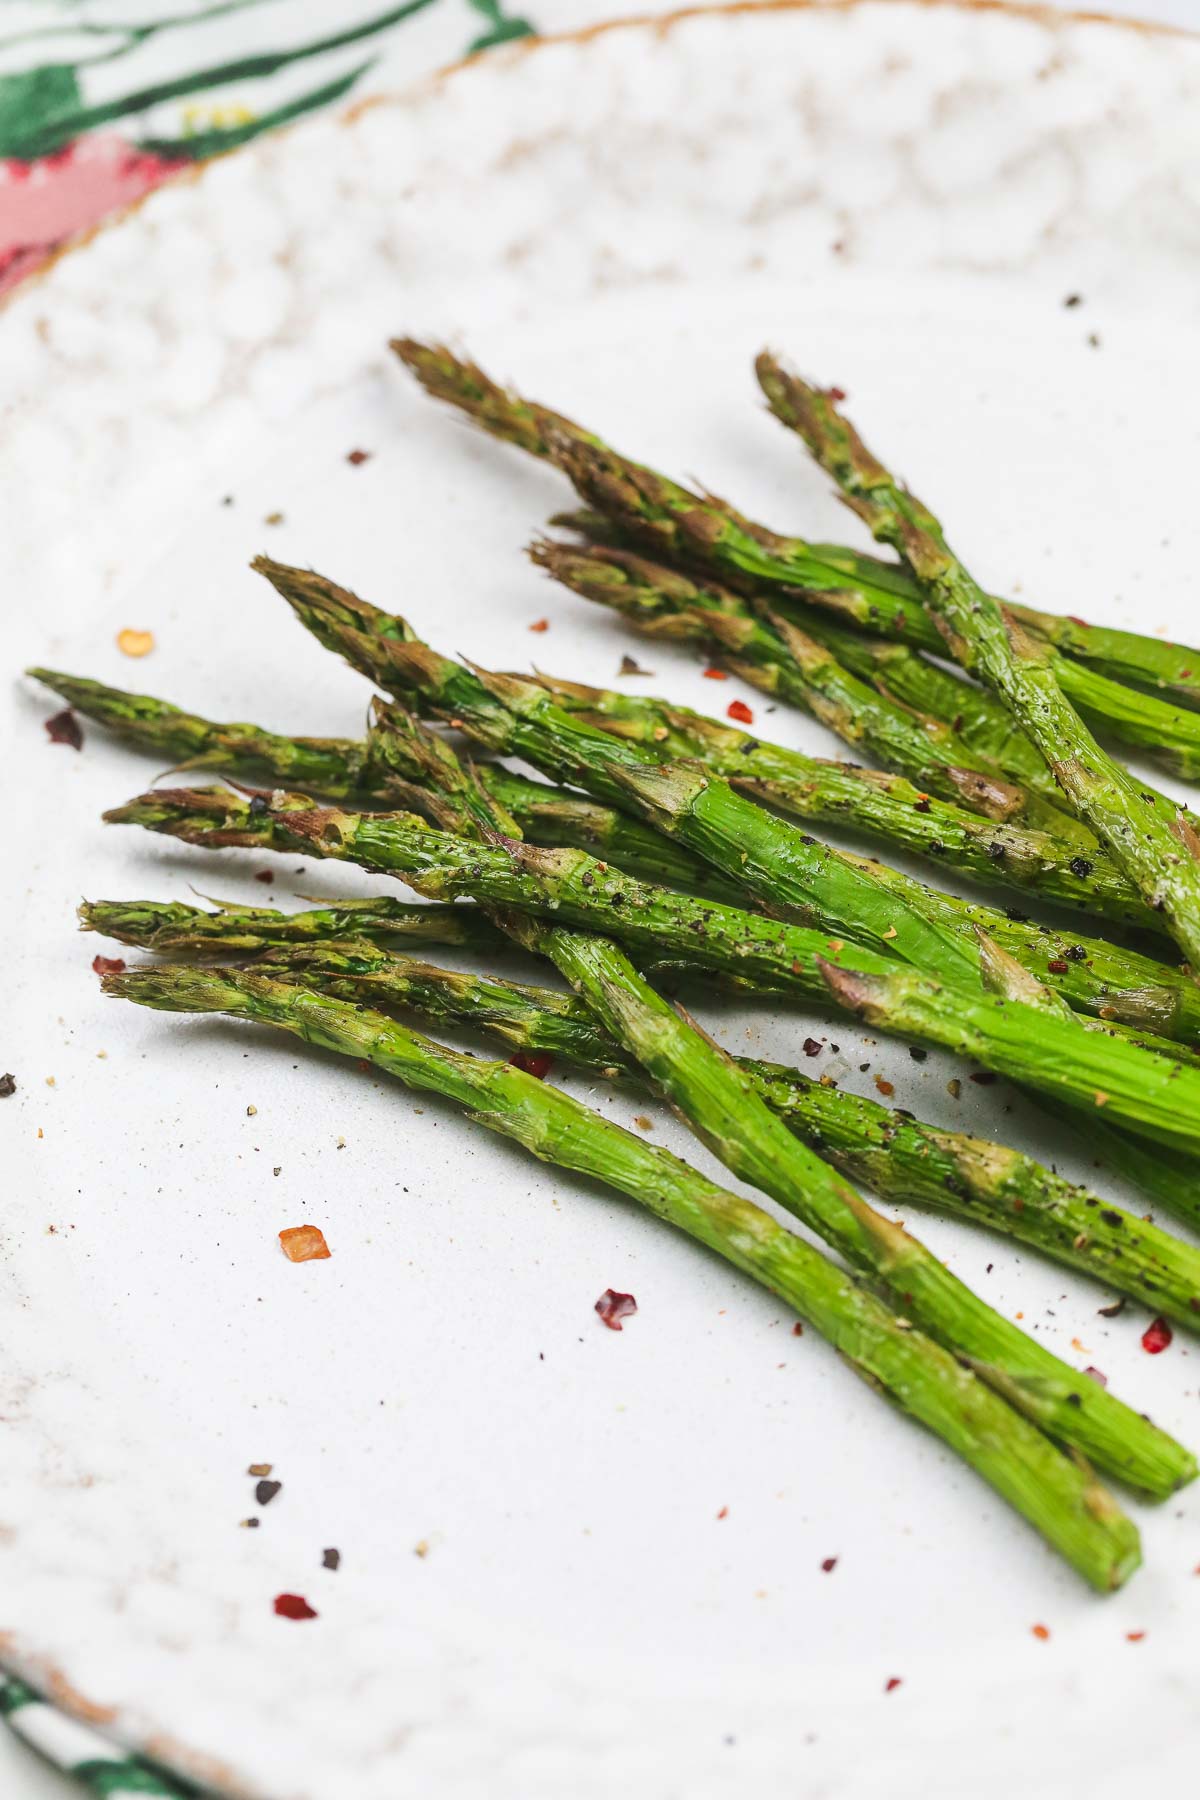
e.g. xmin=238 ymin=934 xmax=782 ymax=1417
xmin=803 ymin=1039 xmax=823 ymax=1057
xmin=1125 ymin=1630 xmax=1145 ymax=1642
xmin=509 ymin=1050 xmax=554 ymax=1079
xmin=1141 ymin=1316 xmax=1173 ymax=1355
xmin=254 ymin=870 xmax=274 ymax=884
xmin=45 ymin=708 xmax=83 ymax=749
xmin=727 ymin=699 xmax=754 ymax=725
xmin=1031 ymin=1623 xmax=1050 ymax=1641
xmin=716 ymin=1506 xmax=729 ymax=1520
xmin=595 ymin=1288 xmax=637 ymax=1331
xmin=792 ymin=1321 xmax=804 ymax=1336
xmin=278 ymin=1225 xmax=330 ymax=1263
xmin=529 ymin=618 xmax=550 ymax=633
xmin=1066 ymin=616 xmax=1091 ymax=629
xmin=874 ymin=1076 xmax=895 ymax=1098
xmin=827 ymin=385 xmax=847 ymax=403
xmin=821 ymin=1556 xmax=838 ymax=1573
xmin=91 ymin=954 xmax=126 ymax=976
xmin=1083 ymin=1366 xmax=1108 ymax=1388
xmin=1047 ymin=958 xmax=1069 ymax=975
xmin=274 ymin=1593 xmax=317 ymax=1621
xmin=346 ymin=448 xmax=371 ymax=465
xmin=702 ymin=666 xmax=727 ymax=680
xmin=884 ymin=1677 xmax=902 ymax=1693
xmin=0 ymin=1074 xmax=15 ymax=1098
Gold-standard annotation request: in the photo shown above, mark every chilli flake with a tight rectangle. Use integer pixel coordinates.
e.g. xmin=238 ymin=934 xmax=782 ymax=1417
xmin=595 ymin=1289 xmax=637 ymax=1331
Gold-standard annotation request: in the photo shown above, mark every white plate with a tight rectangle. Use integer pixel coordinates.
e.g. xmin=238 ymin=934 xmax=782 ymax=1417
xmin=4 ymin=4 xmax=1200 ymax=1795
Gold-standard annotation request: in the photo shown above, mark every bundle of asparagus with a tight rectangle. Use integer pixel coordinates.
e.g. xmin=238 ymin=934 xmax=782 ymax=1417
xmin=44 ymin=335 xmax=1200 ymax=1594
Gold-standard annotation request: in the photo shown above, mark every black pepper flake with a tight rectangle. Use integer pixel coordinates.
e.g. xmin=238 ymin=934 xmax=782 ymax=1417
xmin=913 ymin=797 xmax=931 ymax=815
xmin=1068 ymin=857 xmax=1094 ymax=879
xmin=987 ymin=842 xmax=1006 ymax=861
xmin=1064 ymin=293 xmax=1083 ymax=308
xmin=1100 ymin=1210 xmax=1124 ymax=1229
xmin=969 ymin=1072 xmax=997 ymax=1085
xmin=1098 ymin=1298 xmax=1127 ymax=1318
xmin=322 ymin=1547 xmax=341 ymax=1570
xmin=248 ymin=794 xmax=269 ymax=817
xmin=1065 ymin=945 xmax=1087 ymax=962
xmin=802 ymin=1038 xmax=823 ymax=1057
xmin=908 ymin=1048 xmax=927 ymax=1062
xmin=0 ymin=1073 xmax=15 ymax=1098
xmin=255 ymin=1479 xmax=282 ymax=1507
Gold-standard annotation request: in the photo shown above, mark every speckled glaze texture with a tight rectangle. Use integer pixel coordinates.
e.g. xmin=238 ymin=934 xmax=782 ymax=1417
xmin=3 ymin=6 xmax=1200 ymax=1798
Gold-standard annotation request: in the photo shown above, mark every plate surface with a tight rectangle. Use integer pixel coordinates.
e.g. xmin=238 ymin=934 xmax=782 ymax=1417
xmin=4 ymin=5 xmax=1200 ymax=1795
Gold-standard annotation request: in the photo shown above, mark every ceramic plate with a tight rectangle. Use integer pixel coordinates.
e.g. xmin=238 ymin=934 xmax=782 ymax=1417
xmin=4 ymin=4 xmax=1200 ymax=1794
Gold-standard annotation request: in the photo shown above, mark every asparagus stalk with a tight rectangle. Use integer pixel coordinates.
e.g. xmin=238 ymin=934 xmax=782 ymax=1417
xmin=32 ymin=660 xmax=1171 ymax=939
xmin=818 ymin=955 xmax=1200 ymax=1154
xmin=254 ymin=562 xmax=1200 ymax=1042
xmin=79 ymin=894 xmax=507 ymax=955
xmin=754 ymin=357 xmax=1200 ymax=969
xmin=1006 ymin=605 xmax=1200 ymax=710
xmin=503 ymin=910 xmax=1191 ymax=1495
xmin=101 ymin=962 xmax=1145 ymax=1590
xmin=538 ymin=533 xmax=1077 ymax=814
xmin=397 ymin=341 xmax=1200 ymax=773
xmin=24 ymin=667 xmax=368 ymax=793
xmin=528 ymin=547 xmax=1161 ymax=930
xmin=251 ymin=932 xmax=1200 ymax=1288
xmin=528 ymin=542 xmax=1057 ymax=824
xmin=103 ymin=787 xmax=1200 ymax=1150
xmin=28 ymin=667 xmax=745 ymax=904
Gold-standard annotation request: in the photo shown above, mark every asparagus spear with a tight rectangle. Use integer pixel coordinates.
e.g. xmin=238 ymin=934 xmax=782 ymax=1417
xmin=31 ymin=660 xmax=1174 ymax=943
xmin=1006 ymin=604 xmax=1200 ymax=709
xmin=528 ymin=542 xmax=1057 ymax=823
xmin=396 ymin=341 xmax=1200 ymax=752
xmin=254 ymin=563 xmax=1200 ymax=1041
xmin=79 ymin=894 xmax=507 ymax=956
xmin=754 ymin=357 xmax=1200 ymax=969
xmin=100 ymin=963 xmax=1145 ymax=1590
xmin=250 ymin=932 xmax=1200 ymax=1290
xmin=536 ymin=535 xmax=1078 ymax=823
xmin=103 ymin=787 xmax=1200 ymax=1150
xmin=28 ymin=667 xmax=745 ymax=904
xmin=24 ymin=667 xmax=368 ymax=793
xmin=527 ymin=549 xmax=1161 ymax=930
xmin=502 ymin=910 xmax=1191 ymax=1495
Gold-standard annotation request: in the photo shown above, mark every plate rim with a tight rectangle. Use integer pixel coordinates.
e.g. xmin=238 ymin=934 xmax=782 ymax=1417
xmin=4 ymin=0 xmax=1198 ymax=1789
xmin=3 ymin=0 xmax=1196 ymax=321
